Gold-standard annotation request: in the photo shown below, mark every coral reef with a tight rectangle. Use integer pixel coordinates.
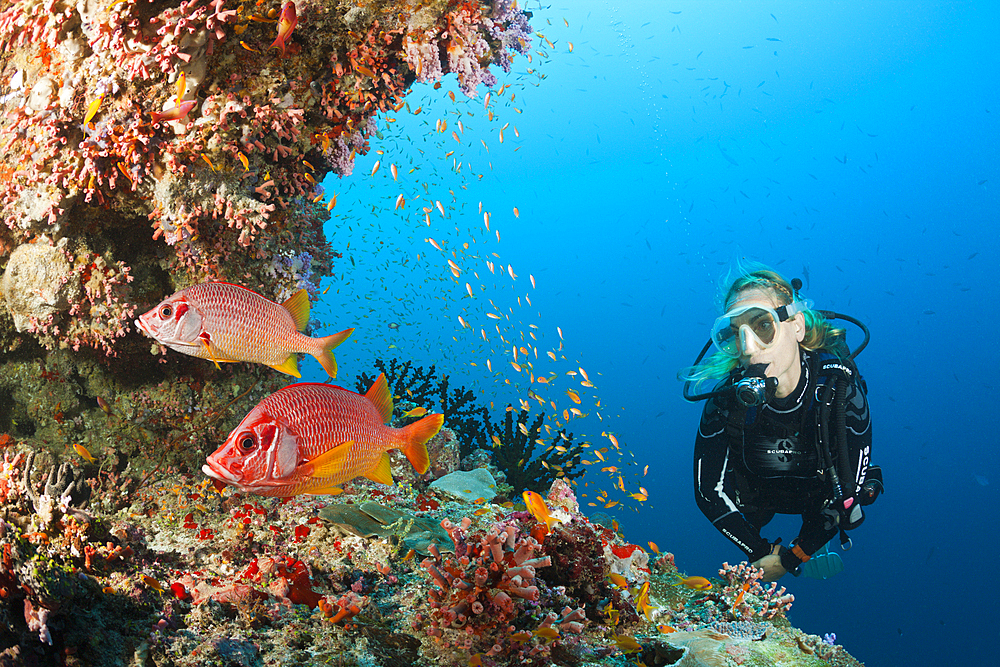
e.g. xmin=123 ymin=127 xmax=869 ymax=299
xmin=0 ymin=0 xmax=533 ymax=471
xmin=0 ymin=440 xmax=867 ymax=666
xmin=0 ymin=2 xmax=869 ymax=665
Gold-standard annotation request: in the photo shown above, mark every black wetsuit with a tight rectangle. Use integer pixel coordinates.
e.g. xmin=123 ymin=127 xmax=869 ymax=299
xmin=694 ymin=349 xmax=872 ymax=565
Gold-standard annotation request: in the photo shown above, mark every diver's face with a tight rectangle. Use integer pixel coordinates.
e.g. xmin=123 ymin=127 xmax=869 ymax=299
xmin=728 ymin=289 xmax=805 ymax=397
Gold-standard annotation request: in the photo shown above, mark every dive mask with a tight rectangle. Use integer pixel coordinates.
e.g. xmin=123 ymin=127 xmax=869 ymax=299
xmin=711 ymin=299 xmax=813 ymax=357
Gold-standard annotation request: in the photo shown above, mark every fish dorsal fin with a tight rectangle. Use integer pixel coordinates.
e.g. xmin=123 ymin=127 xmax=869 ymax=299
xmin=281 ymin=288 xmax=310 ymax=332
xmin=365 ymin=453 xmax=394 ymax=485
xmin=305 ymin=440 xmax=354 ymax=479
xmin=270 ymin=354 xmax=301 ymax=378
xmin=365 ymin=373 xmax=393 ymax=423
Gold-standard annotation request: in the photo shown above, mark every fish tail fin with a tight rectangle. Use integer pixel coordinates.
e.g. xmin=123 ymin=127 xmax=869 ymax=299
xmin=399 ymin=413 xmax=443 ymax=475
xmin=312 ymin=327 xmax=354 ymax=378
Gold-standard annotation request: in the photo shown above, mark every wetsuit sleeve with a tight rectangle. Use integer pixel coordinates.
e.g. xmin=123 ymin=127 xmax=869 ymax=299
xmin=694 ymin=396 xmax=773 ymax=562
xmin=793 ymin=377 xmax=873 ymax=558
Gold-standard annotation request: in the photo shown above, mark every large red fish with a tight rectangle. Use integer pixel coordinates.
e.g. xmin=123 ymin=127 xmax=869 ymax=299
xmin=202 ymin=374 xmax=442 ymax=496
xmin=136 ymin=282 xmax=353 ymax=378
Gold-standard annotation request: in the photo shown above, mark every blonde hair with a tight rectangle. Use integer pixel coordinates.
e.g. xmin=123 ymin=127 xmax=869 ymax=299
xmin=679 ymin=262 xmax=847 ymax=390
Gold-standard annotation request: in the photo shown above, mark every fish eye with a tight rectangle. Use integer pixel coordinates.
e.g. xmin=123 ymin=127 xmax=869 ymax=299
xmin=237 ymin=434 xmax=256 ymax=452
xmin=159 ymin=305 xmax=173 ymax=319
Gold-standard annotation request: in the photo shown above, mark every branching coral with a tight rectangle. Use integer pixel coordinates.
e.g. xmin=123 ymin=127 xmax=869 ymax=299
xmin=714 ymin=561 xmax=795 ymax=621
xmin=355 ymin=358 xmax=440 ymax=406
xmin=487 ymin=408 xmax=585 ymax=494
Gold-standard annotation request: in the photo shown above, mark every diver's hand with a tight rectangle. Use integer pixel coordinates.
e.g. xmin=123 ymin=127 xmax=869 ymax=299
xmin=751 ymin=544 xmax=788 ymax=582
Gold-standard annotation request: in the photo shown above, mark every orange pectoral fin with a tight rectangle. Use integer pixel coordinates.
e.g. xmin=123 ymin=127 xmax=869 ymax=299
xmin=305 ymin=441 xmax=354 ymax=480
xmin=199 ymin=333 xmax=222 ymax=370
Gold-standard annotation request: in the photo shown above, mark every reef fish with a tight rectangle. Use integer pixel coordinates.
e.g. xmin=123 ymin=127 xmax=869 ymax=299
xmin=202 ymin=374 xmax=443 ymax=497
xmin=523 ymin=490 xmax=560 ymax=535
xmin=270 ymin=1 xmax=298 ymax=56
xmin=136 ymin=282 xmax=353 ymax=378
xmin=671 ymin=574 xmax=713 ymax=591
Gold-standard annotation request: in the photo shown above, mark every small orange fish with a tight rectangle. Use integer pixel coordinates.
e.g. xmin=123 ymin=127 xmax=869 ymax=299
xmin=608 ymin=573 xmax=628 ymax=588
xmin=402 ymin=407 xmax=427 ymax=418
xmin=523 ymin=490 xmax=559 ymax=535
xmin=269 ymin=1 xmax=297 ymax=56
xmin=614 ymin=634 xmax=643 ymax=653
xmin=136 ymin=282 xmax=353 ymax=378
xmin=74 ymin=443 xmax=97 ymax=463
xmin=510 ymin=632 xmax=532 ymax=643
xmin=732 ymin=580 xmax=752 ymax=607
xmin=657 ymin=624 xmax=677 ymax=634
xmin=468 ymin=653 xmax=483 ymax=667
xmin=83 ymin=94 xmax=104 ymax=126
xmin=671 ymin=574 xmax=713 ymax=591
xmin=142 ymin=575 xmax=164 ymax=591
xmin=150 ymin=99 xmax=197 ymax=124
xmin=175 ymin=72 xmax=187 ymax=104
xmin=202 ymin=374 xmax=443 ymax=497
xmin=534 ymin=626 xmax=559 ymax=642
xmin=648 ymin=541 xmax=660 ymax=555
xmin=634 ymin=581 xmax=654 ymax=620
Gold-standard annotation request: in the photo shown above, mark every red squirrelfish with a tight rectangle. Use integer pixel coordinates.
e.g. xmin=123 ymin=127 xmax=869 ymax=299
xmin=136 ymin=282 xmax=353 ymax=378
xmin=270 ymin=1 xmax=298 ymax=57
xmin=202 ymin=374 xmax=443 ymax=496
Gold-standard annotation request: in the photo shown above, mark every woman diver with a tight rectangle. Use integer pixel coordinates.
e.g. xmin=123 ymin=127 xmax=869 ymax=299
xmin=681 ymin=266 xmax=882 ymax=581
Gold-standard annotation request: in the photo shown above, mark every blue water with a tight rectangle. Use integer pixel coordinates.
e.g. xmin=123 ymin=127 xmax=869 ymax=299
xmin=310 ymin=2 xmax=1000 ymax=664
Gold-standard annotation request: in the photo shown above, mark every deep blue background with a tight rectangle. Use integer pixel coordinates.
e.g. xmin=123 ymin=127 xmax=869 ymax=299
xmin=311 ymin=2 xmax=1000 ymax=664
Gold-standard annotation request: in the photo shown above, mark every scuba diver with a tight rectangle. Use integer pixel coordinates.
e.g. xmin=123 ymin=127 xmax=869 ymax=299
xmin=680 ymin=266 xmax=883 ymax=581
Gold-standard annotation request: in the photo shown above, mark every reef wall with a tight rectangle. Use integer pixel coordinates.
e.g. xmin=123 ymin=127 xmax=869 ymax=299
xmin=0 ymin=0 xmax=531 ymax=470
